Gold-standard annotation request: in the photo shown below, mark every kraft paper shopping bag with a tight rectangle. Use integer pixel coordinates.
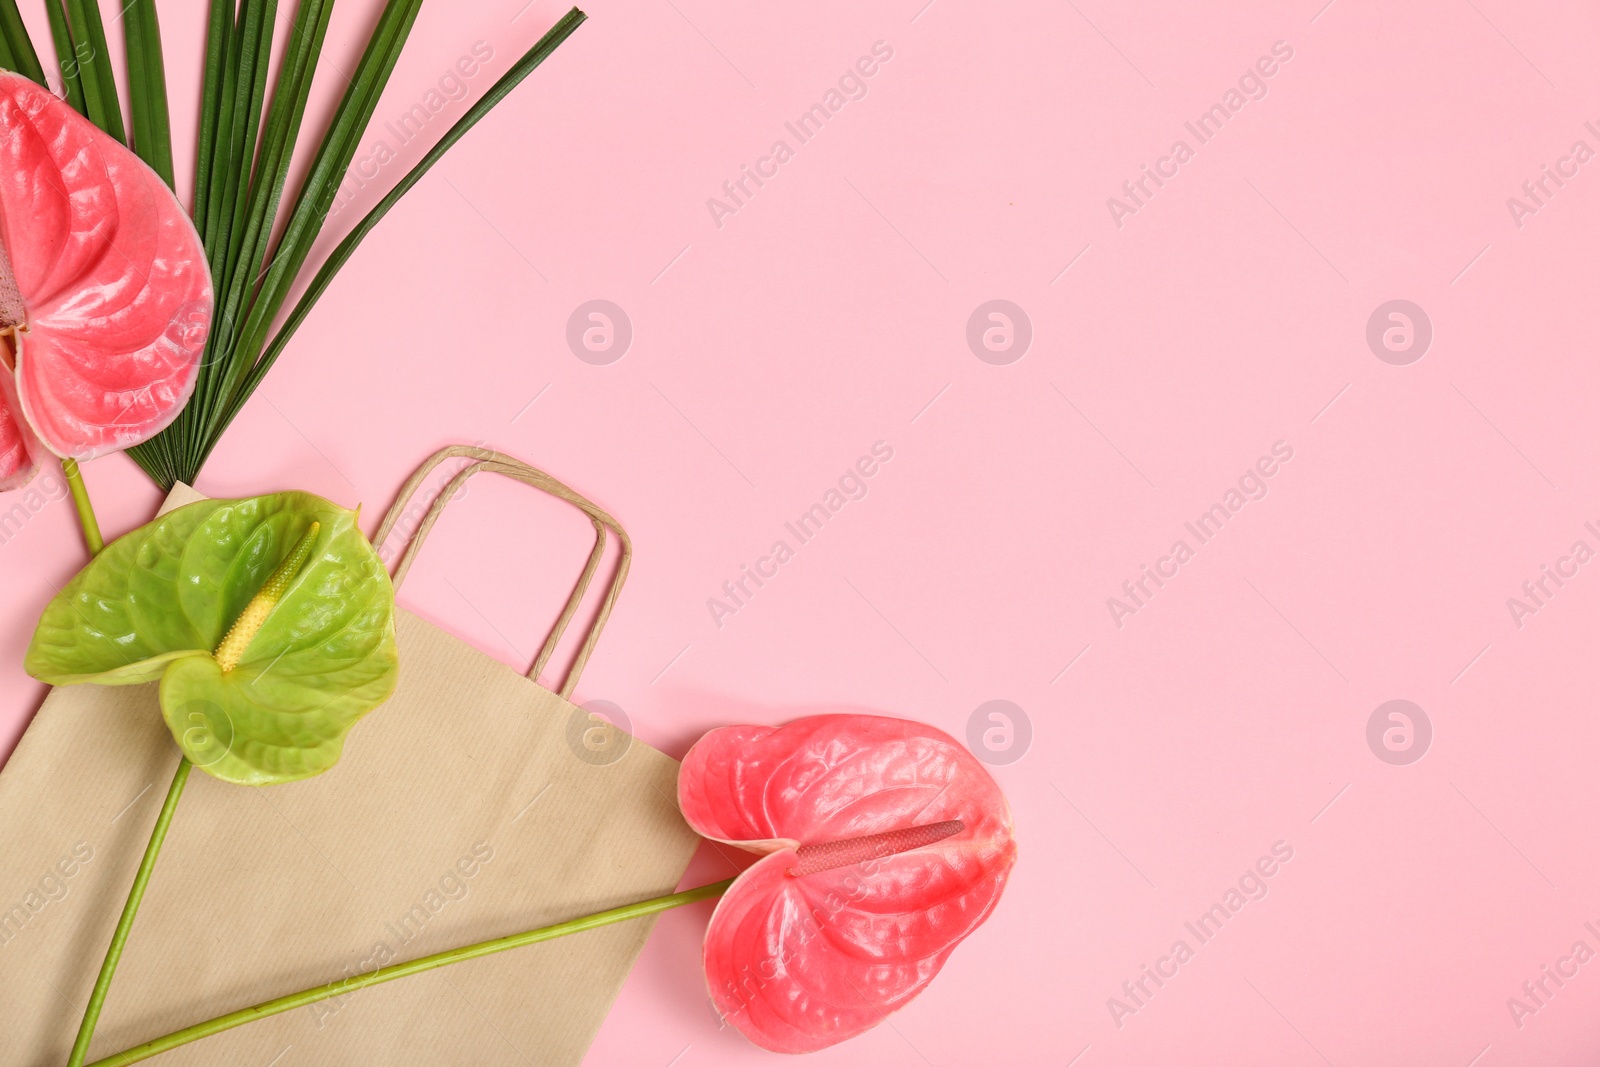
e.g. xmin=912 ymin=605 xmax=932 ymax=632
xmin=0 ymin=446 xmax=698 ymax=1065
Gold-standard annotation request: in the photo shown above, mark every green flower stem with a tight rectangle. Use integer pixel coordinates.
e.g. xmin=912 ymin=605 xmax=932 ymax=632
xmin=84 ymin=877 xmax=735 ymax=1067
xmin=67 ymin=758 xmax=193 ymax=1067
xmin=60 ymin=458 xmax=103 ymax=556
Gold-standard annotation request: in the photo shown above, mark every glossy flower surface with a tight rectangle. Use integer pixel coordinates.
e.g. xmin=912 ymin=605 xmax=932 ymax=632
xmin=0 ymin=71 xmax=211 ymax=488
xmin=27 ymin=493 xmax=398 ymax=785
xmin=679 ymin=714 xmax=1017 ymax=1053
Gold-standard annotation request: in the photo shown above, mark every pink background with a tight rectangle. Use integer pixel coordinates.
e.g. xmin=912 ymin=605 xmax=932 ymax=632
xmin=5 ymin=0 xmax=1600 ymax=1063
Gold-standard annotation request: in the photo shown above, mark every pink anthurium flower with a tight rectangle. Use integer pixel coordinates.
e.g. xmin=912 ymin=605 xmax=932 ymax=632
xmin=0 ymin=71 xmax=211 ymax=489
xmin=0 ymin=362 xmax=35 ymax=491
xmin=678 ymin=714 xmax=1018 ymax=1054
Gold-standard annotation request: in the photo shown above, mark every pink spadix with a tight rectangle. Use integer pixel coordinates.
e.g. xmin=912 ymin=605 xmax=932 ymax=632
xmin=787 ymin=819 xmax=964 ymax=877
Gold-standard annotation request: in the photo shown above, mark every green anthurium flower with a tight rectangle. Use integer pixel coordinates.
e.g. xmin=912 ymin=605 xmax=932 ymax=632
xmin=26 ymin=492 xmax=399 ymax=785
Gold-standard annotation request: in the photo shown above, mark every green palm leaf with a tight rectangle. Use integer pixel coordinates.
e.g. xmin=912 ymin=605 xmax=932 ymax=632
xmin=0 ymin=1 xmax=587 ymax=490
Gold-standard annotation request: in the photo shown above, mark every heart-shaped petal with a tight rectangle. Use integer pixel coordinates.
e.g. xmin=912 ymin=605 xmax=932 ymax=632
xmin=26 ymin=492 xmax=399 ymax=784
xmin=0 ymin=71 xmax=210 ymax=462
xmin=0 ymin=360 xmax=39 ymax=490
xmin=680 ymin=715 xmax=1017 ymax=1053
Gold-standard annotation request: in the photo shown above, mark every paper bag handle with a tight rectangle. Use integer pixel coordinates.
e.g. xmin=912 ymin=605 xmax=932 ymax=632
xmin=373 ymin=446 xmax=631 ymax=699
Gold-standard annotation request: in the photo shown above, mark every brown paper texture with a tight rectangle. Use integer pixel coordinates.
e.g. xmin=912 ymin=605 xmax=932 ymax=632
xmin=0 ymin=481 xmax=698 ymax=1065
